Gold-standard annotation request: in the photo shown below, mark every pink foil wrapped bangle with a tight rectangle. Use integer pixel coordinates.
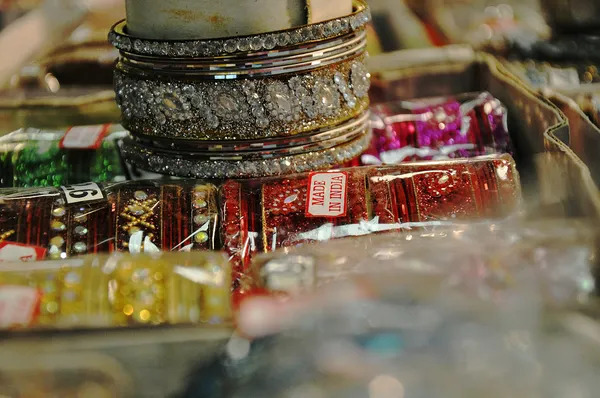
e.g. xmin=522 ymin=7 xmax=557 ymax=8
xmin=363 ymin=92 xmax=511 ymax=165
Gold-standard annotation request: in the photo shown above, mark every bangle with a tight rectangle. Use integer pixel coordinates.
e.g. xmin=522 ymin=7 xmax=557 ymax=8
xmin=120 ymin=119 xmax=371 ymax=179
xmin=26 ymin=253 xmax=232 ymax=329
xmin=108 ymin=0 xmax=371 ymax=59
xmin=114 ymin=53 xmax=370 ymax=142
xmin=110 ymin=1 xmax=371 ymax=178
xmin=190 ymin=184 xmax=219 ymax=251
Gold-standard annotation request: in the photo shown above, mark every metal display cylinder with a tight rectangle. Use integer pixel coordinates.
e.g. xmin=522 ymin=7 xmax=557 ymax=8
xmin=125 ymin=0 xmax=353 ymax=40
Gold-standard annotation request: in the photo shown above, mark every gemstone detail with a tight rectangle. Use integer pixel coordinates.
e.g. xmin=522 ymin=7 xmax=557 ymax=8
xmin=194 ymin=232 xmax=209 ymax=243
xmin=52 ymin=207 xmax=66 ymax=218
xmin=129 ymin=204 xmax=145 ymax=216
xmin=73 ymin=242 xmax=87 ymax=254
xmin=134 ymin=191 xmax=148 ymax=201
xmin=193 ymin=199 xmax=208 ymax=209
xmin=51 ymin=221 xmax=66 ymax=231
xmin=194 ymin=214 xmax=210 ymax=225
xmin=350 ymin=61 xmax=370 ymax=98
xmin=313 ymin=78 xmax=340 ymax=117
xmin=74 ymin=226 xmax=88 ymax=236
xmin=50 ymin=236 xmax=65 ymax=247
xmin=266 ymin=81 xmax=301 ymax=122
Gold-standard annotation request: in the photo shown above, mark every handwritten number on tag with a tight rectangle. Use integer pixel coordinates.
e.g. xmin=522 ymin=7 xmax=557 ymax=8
xmin=61 ymin=182 xmax=104 ymax=204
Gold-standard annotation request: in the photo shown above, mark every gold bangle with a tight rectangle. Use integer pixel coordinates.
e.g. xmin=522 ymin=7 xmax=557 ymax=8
xmin=115 ymin=54 xmax=370 ymax=141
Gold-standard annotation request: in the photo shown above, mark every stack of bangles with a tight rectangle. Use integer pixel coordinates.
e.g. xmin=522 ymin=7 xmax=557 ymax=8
xmin=109 ymin=0 xmax=373 ymax=178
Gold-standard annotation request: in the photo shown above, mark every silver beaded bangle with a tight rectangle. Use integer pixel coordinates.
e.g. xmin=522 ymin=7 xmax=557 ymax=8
xmin=108 ymin=0 xmax=371 ymax=59
xmin=120 ymin=115 xmax=372 ymax=179
xmin=131 ymin=111 xmax=371 ymax=154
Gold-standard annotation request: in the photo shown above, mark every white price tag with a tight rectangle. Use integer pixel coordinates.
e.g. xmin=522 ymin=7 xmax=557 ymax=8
xmin=61 ymin=182 xmax=104 ymax=204
xmin=0 ymin=286 xmax=40 ymax=328
xmin=59 ymin=124 xmax=110 ymax=149
xmin=306 ymin=172 xmax=348 ymax=218
xmin=0 ymin=242 xmax=46 ymax=262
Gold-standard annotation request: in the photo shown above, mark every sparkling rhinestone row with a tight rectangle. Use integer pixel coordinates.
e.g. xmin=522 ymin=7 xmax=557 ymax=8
xmin=191 ymin=185 xmax=216 ymax=250
xmin=121 ymin=129 xmax=372 ymax=179
xmin=49 ymin=200 xmax=89 ymax=259
xmin=109 ymin=7 xmax=370 ymax=58
xmin=116 ymin=60 xmax=370 ymax=141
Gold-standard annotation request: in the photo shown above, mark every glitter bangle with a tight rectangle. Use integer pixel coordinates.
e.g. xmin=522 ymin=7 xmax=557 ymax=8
xmin=108 ymin=0 xmax=371 ymax=59
xmin=115 ymin=55 xmax=370 ymax=142
xmin=120 ymin=121 xmax=372 ymax=179
xmin=130 ymin=111 xmax=371 ymax=157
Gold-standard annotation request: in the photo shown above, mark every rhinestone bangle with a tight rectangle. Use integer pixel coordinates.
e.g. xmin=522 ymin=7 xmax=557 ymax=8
xmin=121 ymin=128 xmax=372 ymax=179
xmin=130 ymin=111 xmax=370 ymax=156
xmin=119 ymin=30 xmax=367 ymax=78
xmin=115 ymin=56 xmax=370 ymax=141
xmin=108 ymin=0 xmax=371 ymax=58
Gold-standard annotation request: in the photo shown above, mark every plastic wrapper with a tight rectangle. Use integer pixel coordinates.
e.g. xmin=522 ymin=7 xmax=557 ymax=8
xmin=0 ymin=124 xmax=127 ymax=187
xmin=363 ymin=92 xmax=511 ymax=165
xmin=171 ymin=219 xmax=600 ymax=398
xmin=250 ymin=219 xmax=595 ymax=304
xmin=410 ymin=0 xmax=549 ymax=52
xmin=0 ymin=251 xmax=231 ymax=331
xmin=0 ymin=324 xmax=229 ymax=398
xmin=171 ymin=220 xmax=600 ymax=398
xmin=0 ymin=220 xmax=595 ymax=398
xmin=0 ymin=155 xmax=522 ymax=283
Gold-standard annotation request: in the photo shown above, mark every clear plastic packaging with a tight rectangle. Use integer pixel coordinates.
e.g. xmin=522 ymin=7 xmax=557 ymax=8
xmin=175 ymin=219 xmax=600 ymax=398
xmin=0 ymin=324 xmax=230 ymax=398
xmin=363 ymin=92 xmax=512 ymax=165
xmin=0 ymin=220 xmax=595 ymax=398
xmin=220 ymin=154 xmax=521 ymax=279
xmin=0 ymin=155 xmax=522 ymax=285
xmin=0 ymin=251 xmax=231 ymax=331
xmin=416 ymin=0 xmax=550 ymax=52
xmin=172 ymin=220 xmax=600 ymax=398
xmin=0 ymin=124 xmax=127 ymax=187
xmin=250 ymin=219 xmax=595 ymax=305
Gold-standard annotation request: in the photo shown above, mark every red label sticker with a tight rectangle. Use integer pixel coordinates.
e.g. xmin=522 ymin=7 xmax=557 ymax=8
xmin=0 ymin=242 xmax=46 ymax=262
xmin=0 ymin=285 xmax=41 ymax=329
xmin=59 ymin=124 xmax=110 ymax=150
xmin=305 ymin=172 xmax=348 ymax=218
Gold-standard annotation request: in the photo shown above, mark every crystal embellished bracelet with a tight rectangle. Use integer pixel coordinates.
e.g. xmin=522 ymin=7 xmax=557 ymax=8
xmin=114 ymin=54 xmax=371 ymax=141
xmin=120 ymin=115 xmax=372 ymax=179
xmin=108 ymin=0 xmax=370 ymax=59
